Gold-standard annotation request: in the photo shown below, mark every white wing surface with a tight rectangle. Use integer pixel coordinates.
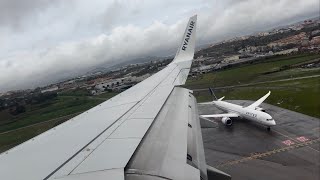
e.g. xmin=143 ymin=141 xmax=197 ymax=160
xmin=201 ymin=113 xmax=239 ymax=118
xmin=246 ymin=91 xmax=271 ymax=109
xmin=0 ymin=15 xmax=199 ymax=180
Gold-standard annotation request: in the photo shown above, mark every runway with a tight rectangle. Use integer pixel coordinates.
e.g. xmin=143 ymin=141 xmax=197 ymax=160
xmin=199 ymin=100 xmax=320 ymax=180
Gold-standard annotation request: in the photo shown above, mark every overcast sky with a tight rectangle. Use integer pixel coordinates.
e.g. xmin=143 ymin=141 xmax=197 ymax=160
xmin=0 ymin=0 xmax=319 ymax=92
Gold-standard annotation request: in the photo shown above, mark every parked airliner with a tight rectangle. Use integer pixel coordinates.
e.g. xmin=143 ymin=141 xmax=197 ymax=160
xmin=200 ymin=91 xmax=276 ymax=131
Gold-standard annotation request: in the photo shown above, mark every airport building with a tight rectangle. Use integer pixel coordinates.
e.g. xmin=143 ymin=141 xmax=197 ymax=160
xmin=95 ymin=74 xmax=151 ymax=92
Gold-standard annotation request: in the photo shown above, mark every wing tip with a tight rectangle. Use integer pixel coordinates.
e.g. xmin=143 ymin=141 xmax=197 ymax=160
xmin=267 ymin=91 xmax=271 ymax=96
xmin=172 ymin=15 xmax=197 ymax=63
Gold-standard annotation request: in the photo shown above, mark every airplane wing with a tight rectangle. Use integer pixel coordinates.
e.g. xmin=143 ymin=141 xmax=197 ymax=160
xmin=201 ymin=113 xmax=239 ymax=118
xmin=0 ymin=15 xmax=230 ymax=180
xmin=246 ymin=91 xmax=271 ymax=109
xmin=198 ymin=102 xmax=214 ymax=105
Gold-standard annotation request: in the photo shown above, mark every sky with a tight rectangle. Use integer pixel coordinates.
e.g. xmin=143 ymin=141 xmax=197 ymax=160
xmin=0 ymin=0 xmax=319 ymax=92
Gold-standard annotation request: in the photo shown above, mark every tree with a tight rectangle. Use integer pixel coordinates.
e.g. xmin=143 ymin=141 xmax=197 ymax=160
xmin=9 ymin=104 xmax=26 ymax=115
xmin=15 ymin=105 xmax=26 ymax=114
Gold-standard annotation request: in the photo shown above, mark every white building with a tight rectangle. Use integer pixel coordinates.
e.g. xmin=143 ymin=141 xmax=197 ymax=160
xmin=94 ymin=74 xmax=151 ymax=92
xmin=95 ymin=78 xmax=125 ymax=91
xmin=223 ymin=55 xmax=240 ymax=63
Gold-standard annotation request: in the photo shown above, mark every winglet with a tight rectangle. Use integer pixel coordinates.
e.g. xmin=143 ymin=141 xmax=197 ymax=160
xmin=172 ymin=15 xmax=197 ymax=63
xmin=217 ymin=96 xmax=225 ymax=101
xmin=247 ymin=91 xmax=271 ymax=109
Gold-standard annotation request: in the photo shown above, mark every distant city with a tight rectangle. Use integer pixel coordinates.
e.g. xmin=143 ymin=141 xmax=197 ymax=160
xmin=0 ymin=17 xmax=319 ymax=112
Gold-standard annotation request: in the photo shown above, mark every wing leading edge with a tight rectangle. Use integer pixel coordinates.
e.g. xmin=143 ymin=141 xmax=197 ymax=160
xmin=246 ymin=91 xmax=271 ymax=109
xmin=0 ymin=15 xmax=200 ymax=180
xmin=201 ymin=113 xmax=239 ymax=118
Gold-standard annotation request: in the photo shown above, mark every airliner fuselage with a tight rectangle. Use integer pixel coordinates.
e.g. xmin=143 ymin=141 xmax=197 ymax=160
xmin=214 ymin=100 xmax=276 ymax=126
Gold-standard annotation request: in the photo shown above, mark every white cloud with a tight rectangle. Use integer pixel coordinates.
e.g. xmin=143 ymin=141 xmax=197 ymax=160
xmin=0 ymin=0 xmax=319 ymax=92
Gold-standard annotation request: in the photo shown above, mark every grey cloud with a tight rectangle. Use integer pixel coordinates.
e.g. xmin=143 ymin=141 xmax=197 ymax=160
xmin=0 ymin=0 xmax=64 ymax=30
xmin=99 ymin=1 xmax=124 ymax=29
xmin=198 ymin=0 xmax=319 ymax=43
xmin=0 ymin=0 xmax=319 ymax=92
xmin=0 ymin=20 xmax=185 ymax=91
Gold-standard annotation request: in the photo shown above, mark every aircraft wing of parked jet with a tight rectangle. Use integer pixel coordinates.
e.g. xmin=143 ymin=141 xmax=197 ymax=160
xmin=0 ymin=15 xmax=230 ymax=180
xmin=246 ymin=91 xmax=271 ymax=109
xmin=201 ymin=113 xmax=239 ymax=118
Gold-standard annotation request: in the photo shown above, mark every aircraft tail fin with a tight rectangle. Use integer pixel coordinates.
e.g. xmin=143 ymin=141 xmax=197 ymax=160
xmin=172 ymin=15 xmax=197 ymax=63
xmin=209 ymin=87 xmax=218 ymax=100
xmin=217 ymin=96 xmax=225 ymax=101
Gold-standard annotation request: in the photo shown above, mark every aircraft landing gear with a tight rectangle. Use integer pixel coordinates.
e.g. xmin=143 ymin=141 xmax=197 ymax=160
xmin=267 ymin=127 xmax=271 ymax=131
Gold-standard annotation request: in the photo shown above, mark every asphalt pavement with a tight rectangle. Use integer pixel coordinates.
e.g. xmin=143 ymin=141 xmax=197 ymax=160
xmin=199 ymin=100 xmax=320 ymax=180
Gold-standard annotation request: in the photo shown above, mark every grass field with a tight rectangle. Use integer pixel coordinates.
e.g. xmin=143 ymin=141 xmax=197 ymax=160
xmin=0 ymin=96 xmax=104 ymax=133
xmin=185 ymin=54 xmax=320 ymax=89
xmin=185 ymin=53 xmax=320 ymax=118
xmin=0 ymin=114 xmax=77 ymax=152
xmin=0 ymin=91 xmax=118 ymax=152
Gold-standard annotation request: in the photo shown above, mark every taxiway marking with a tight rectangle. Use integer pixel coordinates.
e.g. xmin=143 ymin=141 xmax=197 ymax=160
xmin=282 ymin=139 xmax=295 ymax=146
xmin=272 ymin=128 xmax=299 ymax=143
xmin=216 ymin=138 xmax=320 ymax=168
xmin=296 ymin=136 xmax=309 ymax=142
xmin=272 ymin=129 xmax=319 ymax=152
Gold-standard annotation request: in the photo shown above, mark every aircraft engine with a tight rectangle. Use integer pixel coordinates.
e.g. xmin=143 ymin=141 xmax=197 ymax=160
xmin=255 ymin=107 xmax=265 ymax=112
xmin=221 ymin=117 xmax=232 ymax=126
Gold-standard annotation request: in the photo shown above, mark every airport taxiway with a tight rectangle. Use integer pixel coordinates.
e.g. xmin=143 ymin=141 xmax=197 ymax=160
xmin=199 ymin=100 xmax=320 ymax=180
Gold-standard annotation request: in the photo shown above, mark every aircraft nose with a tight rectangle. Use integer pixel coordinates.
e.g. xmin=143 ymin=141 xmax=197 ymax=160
xmin=271 ymin=120 xmax=276 ymax=126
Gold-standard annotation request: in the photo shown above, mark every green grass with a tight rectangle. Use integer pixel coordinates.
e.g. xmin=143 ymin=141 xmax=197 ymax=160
xmin=0 ymin=91 xmax=119 ymax=152
xmin=0 ymin=90 xmax=118 ymax=132
xmin=58 ymin=88 xmax=90 ymax=96
xmin=96 ymin=92 xmax=118 ymax=99
xmin=0 ymin=96 xmax=105 ymax=133
xmin=0 ymin=92 xmax=118 ymax=134
xmin=0 ymin=115 xmax=72 ymax=153
xmin=185 ymin=54 xmax=320 ymax=89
